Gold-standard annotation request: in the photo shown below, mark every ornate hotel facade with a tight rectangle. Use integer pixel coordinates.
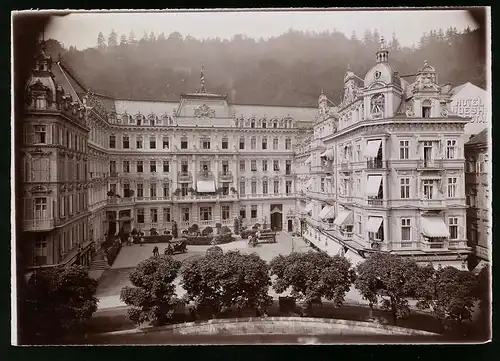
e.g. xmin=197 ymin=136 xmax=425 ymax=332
xmin=20 ymin=41 xmax=314 ymax=269
xmin=295 ymin=40 xmax=473 ymax=269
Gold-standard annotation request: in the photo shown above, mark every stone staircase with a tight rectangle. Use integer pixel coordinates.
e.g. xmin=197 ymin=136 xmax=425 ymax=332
xmin=89 ymin=252 xmax=110 ymax=272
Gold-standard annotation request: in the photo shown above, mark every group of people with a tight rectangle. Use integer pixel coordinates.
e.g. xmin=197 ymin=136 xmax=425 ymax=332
xmin=152 ymin=244 xmax=173 ymax=256
xmin=247 ymin=230 xmax=261 ymax=247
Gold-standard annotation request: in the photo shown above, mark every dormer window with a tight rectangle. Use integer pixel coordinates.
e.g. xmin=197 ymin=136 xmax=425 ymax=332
xmin=35 ymin=96 xmax=47 ymax=109
xmin=422 ymin=100 xmax=432 ymax=118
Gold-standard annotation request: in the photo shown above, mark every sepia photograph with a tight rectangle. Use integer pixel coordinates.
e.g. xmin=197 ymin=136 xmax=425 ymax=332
xmin=11 ymin=8 xmax=491 ymax=345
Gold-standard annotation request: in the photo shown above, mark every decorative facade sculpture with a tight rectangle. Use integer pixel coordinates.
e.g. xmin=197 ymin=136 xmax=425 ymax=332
xmin=370 ymin=93 xmax=385 ymax=117
xmin=194 ymin=104 xmax=216 ymax=118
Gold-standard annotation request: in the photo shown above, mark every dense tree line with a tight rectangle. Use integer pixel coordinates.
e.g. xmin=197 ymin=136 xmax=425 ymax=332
xmin=44 ymin=26 xmax=485 ymax=107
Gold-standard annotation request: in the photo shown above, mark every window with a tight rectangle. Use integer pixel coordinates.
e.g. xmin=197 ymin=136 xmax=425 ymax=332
xmin=200 ymin=161 xmax=210 ymax=172
xmin=274 ymin=180 xmax=279 ymax=194
xmin=222 ymin=138 xmax=228 ymax=149
xmin=150 ymin=208 xmax=158 ymax=223
xmin=422 ymin=100 xmax=431 ymax=118
xmin=137 ymin=208 xmax=145 ymax=223
xmin=251 ymin=181 xmax=257 ymax=195
xmin=221 ymin=205 xmax=230 ymax=220
xmin=262 ymin=137 xmax=267 ymax=150
xmin=35 ymin=96 xmax=47 ymax=110
xmin=34 ymin=238 xmax=47 ymax=265
xmin=136 ymin=136 xmax=143 ymax=149
xmin=356 ymin=215 xmax=362 ymax=234
xmin=150 ymin=183 xmax=157 ymax=198
xmin=263 ymin=181 xmax=268 ymax=194
xmin=109 ymin=160 xmax=116 ymax=175
xmin=447 ymin=177 xmax=457 ymax=198
xmin=163 ymin=136 xmax=169 ymax=149
xmin=262 ymin=160 xmax=268 ymax=172
xmin=400 ymin=178 xmax=410 ymax=199
xmin=273 ymin=160 xmax=279 ymax=171
xmin=200 ymin=207 xmax=212 ymax=221
xmin=321 ymin=178 xmax=325 ymax=192
xmin=181 ymin=184 xmax=189 ymax=197
xmin=240 ymin=207 xmax=246 ymax=219
xmin=163 ymin=207 xmax=171 ymax=222
xmin=285 ymin=160 xmax=291 ymax=174
xmin=123 ymin=160 xmax=130 ymax=173
xmin=202 ymin=139 xmax=211 ymax=149
xmin=163 ymin=183 xmax=170 ymax=197
xmin=449 ymin=217 xmax=458 ymax=239
xmin=181 ymin=208 xmax=190 ymax=222
xmin=273 ymin=138 xmax=279 ymax=150
xmin=251 ymin=120 xmax=255 ymax=128
xmin=161 ymin=160 xmax=169 ymax=173
xmin=399 ymin=140 xmax=409 ymax=160
xmin=356 ymin=144 xmax=361 ymax=161
xmin=262 ymin=122 xmax=267 ymax=129
xmin=123 ymin=183 xmax=131 ymax=197
xmin=123 ymin=135 xmax=129 ymax=149
xmin=180 ymin=161 xmax=188 ymax=173
xmin=34 ymin=125 xmax=46 ymax=144
xmin=251 ymin=160 xmax=257 ymax=171
xmin=251 ymin=205 xmax=257 ymax=219
xmin=285 ymin=138 xmax=291 ymax=150
xmin=181 ymin=138 xmax=188 ymax=149
xmin=240 ymin=160 xmax=246 ymax=172
xmin=423 ymin=179 xmax=434 ymax=199
xmin=221 ymin=182 xmax=229 ymax=195
xmin=273 ymin=121 xmax=278 ymax=128
xmin=401 ymin=218 xmax=411 ymax=242
xmin=109 ymin=135 xmax=116 ymax=148
xmin=137 ymin=161 xmax=143 ymax=173
xmin=446 ymin=140 xmax=457 ymax=159
xmin=149 ymin=136 xmax=156 ymax=149
xmin=137 ymin=183 xmax=144 ymax=198
xmin=250 ymin=137 xmax=256 ymax=150
xmin=239 ymin=138 xmax=245 ymax=150
xmin=34 ymin=197 xmax=47 ymax=219
xmin=286 ymin=181 xmax=292 ymax=194
xmin=150 ymin=160 xmax=156 ymax=173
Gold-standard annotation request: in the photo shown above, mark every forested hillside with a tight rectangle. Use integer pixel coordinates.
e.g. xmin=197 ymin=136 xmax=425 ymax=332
xmin=45 ymin=27 xmax=486 ymax=107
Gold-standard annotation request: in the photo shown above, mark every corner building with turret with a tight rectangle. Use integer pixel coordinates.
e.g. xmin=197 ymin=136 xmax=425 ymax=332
xmin=295 ymin=39 xmax=472 ymax=269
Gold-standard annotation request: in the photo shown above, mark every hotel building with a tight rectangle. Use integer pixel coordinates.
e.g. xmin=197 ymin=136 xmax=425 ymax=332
xmin=296 ymin=40 xmax=472 ymax=269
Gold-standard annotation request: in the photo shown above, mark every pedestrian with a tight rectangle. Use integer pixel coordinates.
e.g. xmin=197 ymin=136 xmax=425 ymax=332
xmin=153 ymin=245 xmax=159 ymax=257
xmin=140 ymin=237 xmax=144 ymax=247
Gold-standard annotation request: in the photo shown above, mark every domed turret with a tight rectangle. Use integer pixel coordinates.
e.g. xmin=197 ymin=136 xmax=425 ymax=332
xmin=363 ymin=37 xmax=401 ymax=90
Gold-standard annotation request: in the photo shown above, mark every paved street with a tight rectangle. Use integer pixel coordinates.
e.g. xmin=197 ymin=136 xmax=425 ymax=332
xmin=96 ymin=232 xmax=366 ymax=310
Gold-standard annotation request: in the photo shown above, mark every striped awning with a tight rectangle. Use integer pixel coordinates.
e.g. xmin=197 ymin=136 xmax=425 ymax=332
xmin=320 ymin=148 xmax=334 ymax=160
xmin=305 ymin=155 xmax=313 ymax=165
xmin=319 ymin=205 xmax=335 ymax=219
xmin=421 ymin=217 xmax=450 ymax=238
xmin=197 ymin=180 xmax=216 ymax=193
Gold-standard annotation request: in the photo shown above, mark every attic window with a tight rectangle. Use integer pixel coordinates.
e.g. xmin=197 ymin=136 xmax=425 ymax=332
xmin=422 ymin=100 xmax=432 ymax=118
xmin=35 ymin=96 xmax=47 ymax=110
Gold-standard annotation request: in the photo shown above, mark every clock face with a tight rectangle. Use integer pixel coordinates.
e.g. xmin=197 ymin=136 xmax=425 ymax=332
xmin=374 ymin=71 xmax=381 ymax=79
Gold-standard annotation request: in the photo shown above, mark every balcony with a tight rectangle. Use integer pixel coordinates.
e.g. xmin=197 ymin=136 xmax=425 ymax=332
xmin=420 ymin=240 xmax=446 ymax=251
xmin=218 ymin=171 xmax=233 ymax=182
xmin=198 ymin=170 xmax=215 ymax=180
xmin=23 ymin=218 xmax=55 ymax=231
xmin=107 ymin=197 xmax=136 ymax=205
xmin=367 ymin=198 xmax=383 ymax=206
xmin=448 ymin=239 xmax=469 ymax=250
xmin=338 ymin=195 xmax=354 ymax=205
xmin=367 ymin=159 xmax=388 ymax=169
xmin=417 ymin=159 xmax=443 ymax=170
xmin=340 ymin=162 xmax=352 ymax=172
xmin=177 ymin=171 xmax=193 ymax=182
xmin=419 ymin=199 xmax=445 ymax=209
xmin=110 ymin=171 xmax=119 ymax=178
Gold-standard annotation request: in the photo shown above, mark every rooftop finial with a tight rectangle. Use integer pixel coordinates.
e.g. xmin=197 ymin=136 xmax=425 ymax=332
xmin=347 ymin=64 xmax=351 ymax=71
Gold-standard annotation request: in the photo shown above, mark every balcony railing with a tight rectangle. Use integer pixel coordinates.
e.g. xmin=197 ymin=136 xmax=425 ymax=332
xmin=218 ymin=171 xmax=233 ymax=181
xmin=23 ymin=218 xmax=55 ymax=231
xmin=448 ymin=240 xmax=469 ymax=249
xmin=110 ymin=171 xmax=119 ymax=178
xmin=420 ymin=240 xmax=446 ymax=251
xmin=367 ymin=159 xmax=388 ymax=169
xmin=417 ymin=159 xmax=443 ymax=170
xmin=419 ymin=199 xmax=445 ymax=208
xmin=340 ymin=162 xmax=351 ymax=171
xmin=198 ymin=170 xmax=214 ymax=180
xmin=367 ymin=198 xmax=383 ymax=206
xmin=338 ymin=195 xmax=354 ymax=204
xmin=177 ymin=171 xmax=192 ymax=182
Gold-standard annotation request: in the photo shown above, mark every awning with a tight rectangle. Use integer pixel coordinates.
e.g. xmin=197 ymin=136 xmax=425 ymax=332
xmin=420 ymin=217 xmax=450 ymax=238
xmin=118 ymin=216 xmax=133 ymax=222
xmin=366 ymin=176 xmax=383 ymax=197
xmin=305 ymin=155 xmax=313 ymax=165
xmin=334 ymin=210 xmax=353 ymax=226
xmin=366 ymin=216 xmax=384 ymax=233
xmin=305 ymin=178 xmax=314 ymax=188
xmin=319 ymin=205 xmax=333 ymax=219
xmin=304 ymin=203 xmax=314 ymax=214
xmin=320 ymin=148 xmax=334 ymax=160
xmin=197 ymin=180 xmax=216 ymax=193
xmin=365 ymin=139 xmax=382 ymax=158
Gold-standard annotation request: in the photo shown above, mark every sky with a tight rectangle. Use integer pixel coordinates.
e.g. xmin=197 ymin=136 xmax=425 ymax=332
xmin=44 ymin=9 xmax=478 ymax=50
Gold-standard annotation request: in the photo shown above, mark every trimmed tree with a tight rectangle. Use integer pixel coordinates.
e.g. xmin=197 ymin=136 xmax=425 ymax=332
xmin=354 ymin=252 xmax=424 ymax=326
xmin=201 ymin=226 xmax=213 ymax=236
xmin=22 ymin=265 xmax=98 ymax=344
xmin=188 ymin=223 xmax=199 ymax=234
xmin=120 ymin=256 xmax=182 ymax=326
xmin=416 ymin=266 xmax=479 ymax=334
xmin=206 ymin=246 xmax=223 ymax=257
xmin=233 ymin=217 xmax=240 ymax=235
xmin=270 ymin=251 xmax=356 ymax=313
xmin=181 ymin=250 xmax=272 ymax=318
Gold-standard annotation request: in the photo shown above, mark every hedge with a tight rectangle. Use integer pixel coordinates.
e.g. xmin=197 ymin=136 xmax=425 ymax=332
xmin=133 ymin=235 xmax=173 ymax=244
xmin=182 ymin=233 xmax=235 ymax=245
xmin=106 ymin=243 xmax=122 ymax=266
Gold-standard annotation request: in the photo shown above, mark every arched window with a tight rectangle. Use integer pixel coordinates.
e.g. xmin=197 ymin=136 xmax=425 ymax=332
xmin=422 ymin=99 xmax=432 ymax=118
